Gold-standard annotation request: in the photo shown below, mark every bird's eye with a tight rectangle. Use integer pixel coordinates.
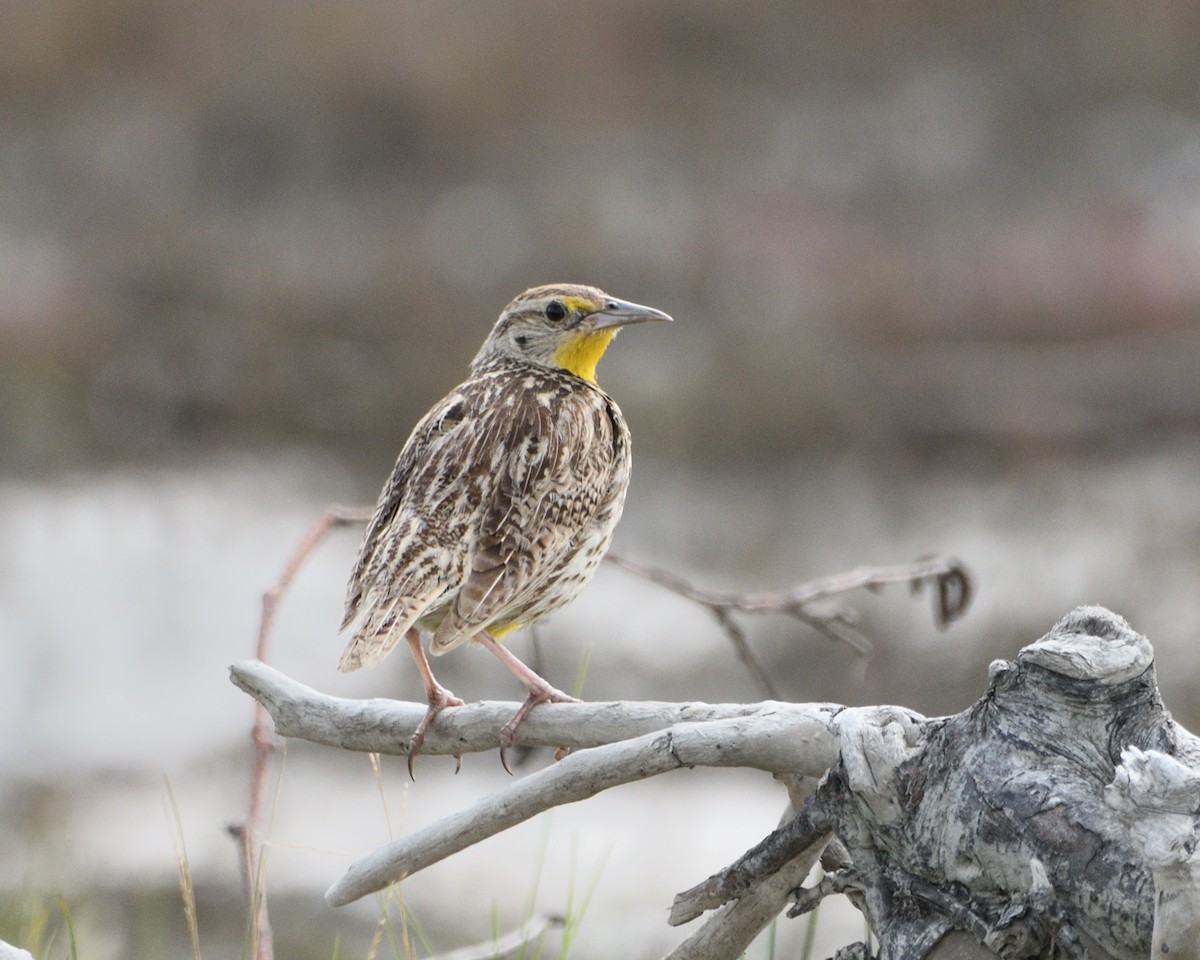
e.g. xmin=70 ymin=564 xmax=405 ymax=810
xmin=545 ymin=300 xmax=567 ymax=322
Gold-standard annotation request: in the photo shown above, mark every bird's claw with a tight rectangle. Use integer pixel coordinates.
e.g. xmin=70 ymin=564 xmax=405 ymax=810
xmin=497 ymin=687 xmax=580 ymax=774
xmin=406 ymin=688 xmax=465 ymax=779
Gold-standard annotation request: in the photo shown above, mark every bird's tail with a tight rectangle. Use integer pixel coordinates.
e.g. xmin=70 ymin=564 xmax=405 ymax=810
xmin=338 ymin=587 xmax=443 ymax=671
xmin=338 ymin=628 xmax=404 ymax=672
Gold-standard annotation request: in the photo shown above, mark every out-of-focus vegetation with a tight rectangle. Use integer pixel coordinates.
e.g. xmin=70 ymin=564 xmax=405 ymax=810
xmin=4 ymin=1 xmax=1200 ymax=471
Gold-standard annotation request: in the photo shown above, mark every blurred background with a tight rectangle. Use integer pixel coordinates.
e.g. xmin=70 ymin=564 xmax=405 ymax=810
xmin=4 ymin=1 xmax=1200 ymax=957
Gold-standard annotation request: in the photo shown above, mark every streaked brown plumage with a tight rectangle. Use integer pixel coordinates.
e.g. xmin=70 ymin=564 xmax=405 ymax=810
xmin=339 ymin=283 xmax=671 ymax=771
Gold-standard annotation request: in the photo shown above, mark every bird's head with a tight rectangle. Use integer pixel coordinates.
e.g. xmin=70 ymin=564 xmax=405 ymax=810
xmin=473 ymin=283 xmax=672 ymax=383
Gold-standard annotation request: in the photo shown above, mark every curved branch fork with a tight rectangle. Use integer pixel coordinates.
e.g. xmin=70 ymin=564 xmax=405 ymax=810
xmin=229 ymin=661 xmax=843 ymax=903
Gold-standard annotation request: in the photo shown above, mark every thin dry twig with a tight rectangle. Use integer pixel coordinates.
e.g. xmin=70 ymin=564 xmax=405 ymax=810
xmin=605 ymin=549 xmax=972 ymax=698
xmin=257 ymin=505 xmax=375 ymax=653
xmin=235 ymin=504 xmax=373 ymax=960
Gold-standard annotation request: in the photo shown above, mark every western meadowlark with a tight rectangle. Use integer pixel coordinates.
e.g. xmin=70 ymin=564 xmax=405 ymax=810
xmin=339 ymin=283 xmax=671 ymax=772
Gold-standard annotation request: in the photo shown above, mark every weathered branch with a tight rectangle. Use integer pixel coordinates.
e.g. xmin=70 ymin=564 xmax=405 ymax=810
xmin=230 ymin=660 xmax=841 ymax=766
xmin=231 ymin=607 xmax=1198 ymax=959
xmin=231 ymin=661 xmax=842 ymax=909
xmin=326 ymin=727 xmax=675 ymax=906
xmin=321 ymin=713 xmax=839 ymax=907
xmin=670 ymin=790 xmax=835 ymax=925
xmin=664 ymin=841 xmax=827 ymax=960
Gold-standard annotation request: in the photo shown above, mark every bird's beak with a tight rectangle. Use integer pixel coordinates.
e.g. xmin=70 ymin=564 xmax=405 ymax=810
xmin=586 ymin=297 xmax=673 ymax=331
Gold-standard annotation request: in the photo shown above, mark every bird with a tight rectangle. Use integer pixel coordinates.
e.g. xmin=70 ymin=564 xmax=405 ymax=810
xmin=338 ymin=283 xmax=671 ymax=774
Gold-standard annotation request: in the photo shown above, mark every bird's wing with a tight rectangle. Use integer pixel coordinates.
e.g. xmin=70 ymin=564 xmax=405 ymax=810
xmin=338 ymin=387 xmax=474 ymax=668
xmin=428 ymin=388 xmax=616 ymax=654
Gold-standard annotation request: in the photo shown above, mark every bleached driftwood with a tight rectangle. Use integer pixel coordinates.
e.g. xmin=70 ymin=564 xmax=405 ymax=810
xmin=229 ymin=662 xmax=841 ymax=765
xmin=232 ymin=607 xmax=1200 ymax=958
xmin=671 ymin=606 xmax=1200 ymax=959
xmin=1106 ymin=746 xmax=1200 ymax=960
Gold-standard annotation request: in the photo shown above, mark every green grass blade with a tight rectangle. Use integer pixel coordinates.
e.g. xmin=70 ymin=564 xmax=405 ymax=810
xmin=56 ymin=897 xmax=79 ymax=960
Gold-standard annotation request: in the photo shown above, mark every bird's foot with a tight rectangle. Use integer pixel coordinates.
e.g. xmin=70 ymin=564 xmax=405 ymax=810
xmin=407 ymin=686 xmax=466 ymax=779
xmin=498 ymin=683 xmax=579 ymax=774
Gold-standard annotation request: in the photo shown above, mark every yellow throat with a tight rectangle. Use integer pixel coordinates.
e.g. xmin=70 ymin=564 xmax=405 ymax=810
xmin=552 ymin=328 xmax=619 ymax=383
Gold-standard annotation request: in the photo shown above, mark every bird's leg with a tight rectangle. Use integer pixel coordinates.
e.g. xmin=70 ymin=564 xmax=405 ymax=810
xmin=475 ymin=630 xmax=579 ymax=773
xmin=404 ymin=628 xmax=465 ymax=778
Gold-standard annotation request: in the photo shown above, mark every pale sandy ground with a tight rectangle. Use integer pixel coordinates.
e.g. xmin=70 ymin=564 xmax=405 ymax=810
xmin=4 ymin=443 xmax=1200 ymax=958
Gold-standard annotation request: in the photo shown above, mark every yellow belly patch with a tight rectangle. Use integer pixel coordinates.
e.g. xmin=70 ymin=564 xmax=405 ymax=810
xmin=552 ymin=328 xmax=618 ymax=382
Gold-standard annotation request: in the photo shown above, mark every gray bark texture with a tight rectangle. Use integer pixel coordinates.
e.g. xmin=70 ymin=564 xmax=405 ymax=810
xmin=674 ymin=606 xmax=1200 ymax=959
xmin=232 ymin=606 xmax=1200 ymax=959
